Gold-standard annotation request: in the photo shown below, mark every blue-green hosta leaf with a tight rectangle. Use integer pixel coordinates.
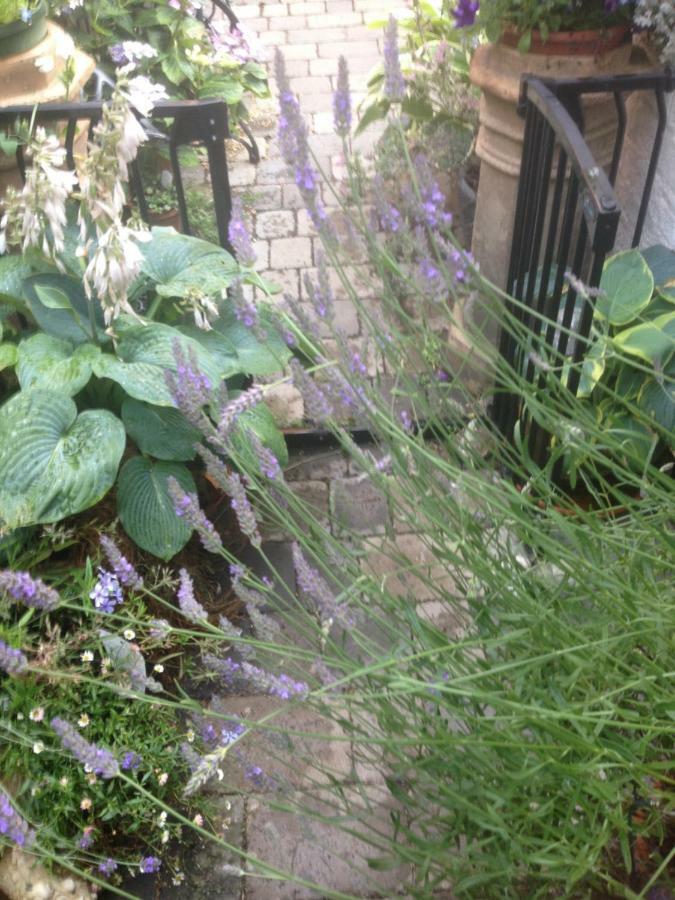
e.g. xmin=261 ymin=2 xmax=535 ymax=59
xmin=213 ymin=305 xmax=291 ymax=376
xmin=176 ymin=325 xmax=240 ymax=378
xmin=0 ymin=255 xmax=31 ymax=305
xmin=138 ymin=228 xmax=239 ymax=299
xmin=232 ymin=402 xmax=289 ymax=471
xmin=638 ymin=377 xmax=675 ymax=435
xmin=21 ymin=274 xmax=106 ymax=344
xmin=117 ymin=457 xmax=195 ymax=561
xmin=577 ymin=336 xmax=608 ymax=398
xmin=597 ymin=250 xmax=654 ymax=327
xmin=641 ymin=244 xmax=675 ymax=288
xmin=0 ymin=390 xmax=125 ymax=528
xmin=93 ymin=324 xmax=225 ymax=407
xmin=16 ymin=334 xmax=100 ymax=396
xmin=0 ymin=343 xmax=17 ymax=372
xmin=613 ymin=311 xmax=675 ymax=365
xmin=121 ymin=398 xmax=200 ymax=461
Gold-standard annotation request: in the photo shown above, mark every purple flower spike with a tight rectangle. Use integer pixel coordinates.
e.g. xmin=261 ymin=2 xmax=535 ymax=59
xmin=228 ymin=198 xmax=256 ymax=267
xmin=292 ymin=543 xmax=353 ymax=628
xmin=453 ymin=0 xmax=479 ymax=27
xmin=0 ymin=790 xmax=35 ymax=848
xmin=249 ymin=431 xmax=282 ymax=481
xmin=290 ymin=359 xmax=333 ymax=423
xmin=98 ymin=859 xmax=117 ymax=877
xmin=231 ymin=279 xmax=259 ymax=331
xmin=90 ymin=569 xmax=123 ymax=614
xmin=99 ymin=536 xmax=143 ymax=590
xmin=204 ymin=654 xmax=309 ymax=700
xmin=217 ymin=385 xmax=264 ymax=444
xmin=383 ymin=16 xmax=405 ymax=101
xmin=167 ymin=478 xmax=223 ymax=554
xmin=333 ymin=56 xmax=352 ymax=137
xmin=165 ymin=341 xmax=214 ymax=435
xmin=121 ymin=751 xmax=142 ymax=771
xmin=139 ymin=856 xmax=162 ymax=874
xmin=177 ymin=568 xmax=208 ymax=623
xmin=0 ymin=640 xmax=28 ymax=676
xmin=0 ymin=570 xmax=60 ymax=610
xmin=226 ymin=472 xmax=262 ymax=549
xmin=304 ymin=252 xmax=334 ymax=321
xmin=51 ymin=717 xmax=119 ymax=779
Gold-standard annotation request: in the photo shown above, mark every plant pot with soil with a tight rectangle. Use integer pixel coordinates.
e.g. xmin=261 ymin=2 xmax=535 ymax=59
xmin=0 ymin=0 xmax=47 ymax=59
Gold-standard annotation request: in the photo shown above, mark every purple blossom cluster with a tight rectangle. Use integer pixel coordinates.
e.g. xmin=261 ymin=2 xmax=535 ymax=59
xmin=290 ymin=359 xmax=333 ymax=423
xmin=78 ymin=827 xmax=95 ymax=850
xmin=90 ymin=569 xmax=123 ymax=614
xmin=231 ymin=278 xmax=259 ymax=330
xmin=249 ymin=432 xmax=282 ymax=481
xmin=411 ymin=155 xmax=453 ymax=230
xmin=453 ymin=0 xmax=479 ymax=27
xmin=383 ymin=16 xmax=405 ymax=101
xmin=177 ymin=568 xmax=208 ymax=623
xmin=0 ymin=570 xmax=59 ymax=610
xmin=98 ymin=859 xmax=118 ymax=877
xmin=292 ymin=544 xmax=353 ymax=628
xmin=227 ymin=472 xmax=262 ymax=549
xmin=304 ymin=252 xmax=334 ymax=321
xmin=275 ymin=50 xmax=328 ymax=230
xmin=228 ymin=198 xmax=256 ymax=266
xmin=121 ymin=750 xmax=142 ymax=771
xmin=99 ymin=536 xmax=143 ymax=590
xmin=333 ymin=55 xmax=352 ymax=137
xmin=139 ymin=856 xmax=161 ymax=874
xmin=203 ymin=653 xmax=309 ymax=700
xmin=51 ymin=717 xmax=119 ymax=779
xmin=217 ymin=386 xmax=264 ymax=442
xmin=0 ymin=790 xmax=35 ymax=847
xmin=166 ymin=341 xmax=214 ymax=434
xmin=168 ymin=477 xmax=223 ymax=554
xmin=0 ymin=640 xmax=28 ymax=676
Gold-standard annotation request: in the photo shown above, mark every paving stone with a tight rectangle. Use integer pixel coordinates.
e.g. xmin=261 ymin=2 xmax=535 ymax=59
xmin=254 ymin=157 xmax=293 ymax=185
xmin=228 ymin=163 xmax=257 ymax=187
xmin=281 ymin=181 xmax=305 ymax=209
xmin=249 ymin=184 xmax=283 ymax=211
xmin=264 ymin=381 xmax=304 ymax=426
xmin=277 ymin=42 xmax=320 ymax=60
xmin=268 ymin=14 xmax=307 ymax=30
xmin=245 ymin=785 xmax=412 ymax=899
xmin=262 ymin=479 xmax=330 ymax=540
xmin=362 ymin=533 xmax=468 ymax=602
xmin=157 ymin=798 xmax=245 ymax=899
xmin=281 ymin=58 xmax=310 ymax=77
xmin=251 ymin=239 xmax=270 ymax=269
xmin=307 ymin=11 xmax=362 ymax=26
xmin=291 ymin=0 xmax=327 ymax=11
xmin=287 ymin=25 xmax=346 ymax=42
xmin=285 ymin=449 xmax=349 ymax=482
xmin=256 ymin=209 xmax=296 ymax=238
xmin=261 ymin=2 xmax=288 ymax=15
xmin=317 ymin=39 xmax=379 ymax=58
xmin=287 ymin=75 xmax=331 ymax=95
xmin=330 ymin=477 xmax=389 ymax=536
xmin=259 ymin=266 xmax=301 ymax=299
xmin=258 ymin=28 xmax=288 ymax=44
xmin=270 ymin=236 xmax=313 ymax=268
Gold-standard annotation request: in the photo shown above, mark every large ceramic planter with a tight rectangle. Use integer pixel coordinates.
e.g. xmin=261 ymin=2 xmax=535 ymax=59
xmin=0 ymin=0 xmax=48 ymax=59
xmin=469 ymin=34 xmax=635 ymax=290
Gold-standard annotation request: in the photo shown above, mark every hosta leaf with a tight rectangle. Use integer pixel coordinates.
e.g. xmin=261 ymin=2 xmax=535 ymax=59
xmin=92 ymin=354 xmax=175 ymax=407
xmin=138 ymin=228 xmax=238 ymax=299
xmin=641 ymin=244 xmax=675 ymax=288
xmin=638 ymin=378 xmax=675 ymax=434
xmin=0 ymin=343 xmax=17 ymax=372
xmin=0 ymin=255 xmax=31 ymax=305
xmin=597 ymin=250 xmax=654 ymax=326
xmin=231 ymin=402 xmax=289 ymax=471
xmin=16 ymin=334 xmax=99 ymax=396
xmin=0 ymin=390 xmax=125 ymax=528
xmin=577 ymin=336 xmax=607 ymax=398
xmin=117 ymin=457 xmax=195 ymax=560
xmin=214 ymin=306 xmax=291 ymax=375
xmin=176 ymin=325 xmax=240 ymax=378
xmin=121 ymin=398 xmax=200 ymax=461
xmin=22 ymin=274 xmax=106 ymax=344
xmin=613 ymin=311 xmax=675 ymax=365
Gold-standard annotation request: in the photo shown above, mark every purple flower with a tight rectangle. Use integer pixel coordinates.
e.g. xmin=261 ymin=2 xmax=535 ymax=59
xmin=78 ymin=827 xmax=95 ymax=850
xmin=249 ymin=432 xmax=282 ymax=481
xmin=0 ymin=790 xmax=35 ymax=848
xmin=98 ymin=859 xmax=117 ymax=877
xmin=333 ymin=55 xmax=352 ymax=137
xmin=216 ymin=385 xmax=264 ymax=443
xmin=303 ymin=252 xmax=334 ymax=321
xmin=0 ymin=640 xmax=28 ymax=676
xmin=121 ymin=751 xmax=142 ymax=771
xmin=204 ymin=654 xmax=309 ymax=700
xmin=453 ymin=0 xmax=479 ymax=27
xmin=165 ymin=341 xmax=214 ymax=434
xmin=228 ymin=198 xmax=256 ymax=266
xmin=383 ymin=16 xmax=405 ymax=101
xmin=231 ymin=279 xmax=259 ymax=330
xmin=51 ymin=718 xmax=119 ymax=779
xmin=168 ymin=478 xmax=223 ymax=554
xmin=139 ymin=856 xmax=161 ymax=874
xmin=226 ymin=473 xmax=262 ymax=549
xmin=177 ymin=568 xmax=208 ymax=623
xmin=290 ymin=359 xmax=333 ymax=423
xmin=99 ymin=536 xmax=142 ymax=590
xmin=413 ymin=155 xmax=453 ymax=229
xmin=109 ymin=43 xmax=128 ymax=65
xmin=292 ymin=543 xmax=353 ymax=628
xmin=0 ymin=570 xmax=59 ymax=610
xmin=275 ymin=51 xmax=329 ymax=230
xmin=89 ymin=569 xmax=123 ymax=614
xmin=400 ymin=409 xmax=413 ymax=431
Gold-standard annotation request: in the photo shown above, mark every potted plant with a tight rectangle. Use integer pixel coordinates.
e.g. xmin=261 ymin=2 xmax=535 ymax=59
xmin=144 ymin=175 xmax=182 ymax=232
xmin=0 ymin=0 xmax=47 ymax=58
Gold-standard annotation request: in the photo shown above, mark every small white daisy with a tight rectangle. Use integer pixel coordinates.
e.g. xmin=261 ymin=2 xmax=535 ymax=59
xmin=33 ymin=741 xmax=45 ymax=754
xmin=123 ymin=629 xmax=136 ymax=641
xmin=80 ymin=797 xmax=92 ymax=811
xmin=81 ymin=651 xmax=94 ymax=663
xmin=193 ymin=813 xmax=204 ymax=827
xmin=78 ymin=714 xmax=90 ymax=728
xmin=153 ymin=663 xmax=164 ymax=673
xmin=158 ymin=772 xmax=168 ymax=786
xmin=29 ymin=707 xmax=45 ymax=722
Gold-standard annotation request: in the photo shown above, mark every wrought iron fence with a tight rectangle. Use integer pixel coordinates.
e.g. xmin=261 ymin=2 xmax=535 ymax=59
xmin=494 ymin=69 xmax=674 ymax=479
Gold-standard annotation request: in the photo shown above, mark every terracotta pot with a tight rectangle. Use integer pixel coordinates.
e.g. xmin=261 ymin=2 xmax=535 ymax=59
xmin=147 ymin=207 xmax=182 ymax=231
xmin=0 ymin=0 xmax=48 ymax=59
xmin=500 ymin=24 xmax=631 ymax=57
xmin=468 ymin=37 xmax=640 ymax=291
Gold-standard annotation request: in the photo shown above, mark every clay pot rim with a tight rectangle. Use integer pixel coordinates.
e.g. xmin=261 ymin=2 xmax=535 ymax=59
xmin=500 ymin=23 xmax=631 ymax=56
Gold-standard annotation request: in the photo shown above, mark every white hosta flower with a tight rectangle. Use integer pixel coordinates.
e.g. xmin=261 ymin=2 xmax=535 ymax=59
xmin=84 ymin=220 xmax=150 ymax=324
xmin=125 ymin=75 xmax=169 ymax=117
xmin=122 ymin=41 xmax=157 ymax=64
xmin=185 ymin=289 xmax=220 ymax=331
xmin=116 ymin=111 xmax=148 ymax=181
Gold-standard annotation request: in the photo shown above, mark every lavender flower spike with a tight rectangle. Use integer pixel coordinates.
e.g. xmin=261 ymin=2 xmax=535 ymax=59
xmin=292 ymin=543 xmax=353 ymax=628
xmin=99 ymin=536 xmax=143 ymax=590
xmin=333 ymin=56 xmax=352 ymax=137
xmin=249 ymin=431 xmax=282 ymax=481
xmin=231 ymin=278 xmax=258 ymax=330
xmin=383 ymin=16 xmax=405 ymax=101
xmin=0 ymin=570 xmax=60 ymax=610
xmin=0 ymin=640 xmax=28 ymax=676
xmin=453 ymin=0 xmax=479 ymax=28
xmin=226 ymin=472 xmax=262 ymax=549
xmin=304 ymin=251 xmax=334 ymax=322
xmin=228 ymin=198 xmax=256 ymax=267
xmin=165 ymin=340 xmax=214 ymax=434
xmin=177 ymin=568 xmax=208 ymax=623
xmin=51 ymin=717 xmax=119 ymax=779
xmin=0 ymin=790 xmax=35 ymax=848
xmin=168 ymin=477 xmax=223 ymax=554
xmin=217 ymin=385 xmax=264 ymax=443
xmin=204 ymin=653 xmax=309 ymax=700
xmin=290 ymin=359 xmax=333 ymax=423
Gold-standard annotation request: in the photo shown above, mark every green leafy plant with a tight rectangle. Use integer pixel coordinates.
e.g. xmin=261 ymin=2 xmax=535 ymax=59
xmin=49 ymin=0 xmax=269 ymax=126
xmin=0 ymin=228 xmax=291 ymax=558
xmin=0 ymin=0 xmax=37 ymax=25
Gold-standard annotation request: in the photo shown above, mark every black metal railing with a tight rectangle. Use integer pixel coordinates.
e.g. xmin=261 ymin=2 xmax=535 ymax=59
xmin=494 ymin=69 xmax=674 ymax=478
xmin=0 ymin=98 xmax=235 ymax=254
